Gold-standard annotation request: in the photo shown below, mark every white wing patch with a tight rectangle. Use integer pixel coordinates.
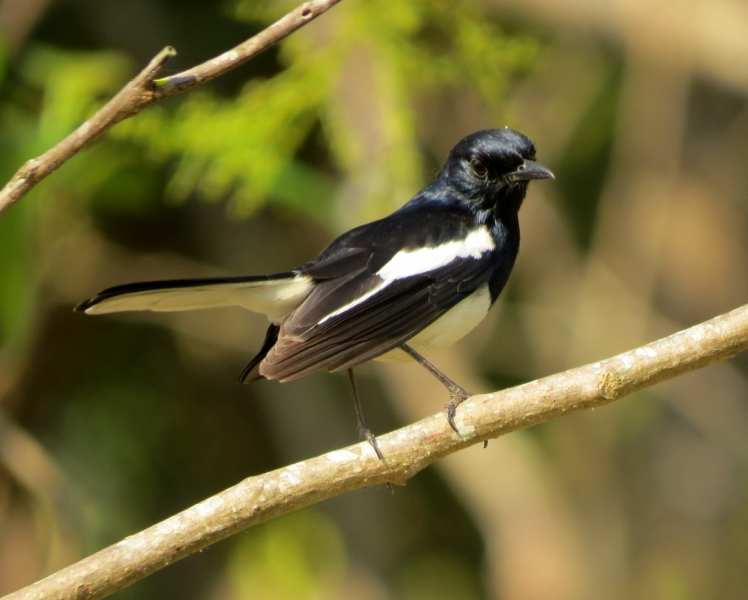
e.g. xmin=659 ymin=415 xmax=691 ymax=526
xmin=378 ymin=227 xmax=494 ymax=280
xmin=319 ymin=227 xmax=494 ymax=324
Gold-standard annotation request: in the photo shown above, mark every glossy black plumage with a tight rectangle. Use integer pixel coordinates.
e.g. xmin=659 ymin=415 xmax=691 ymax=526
xmin=260 ymin=208 xmax=501 ymax=381
xmin=77 ymin=128 xmax=553 ymax=443
xmin=257 ymin=129 xmax=552 ymax=381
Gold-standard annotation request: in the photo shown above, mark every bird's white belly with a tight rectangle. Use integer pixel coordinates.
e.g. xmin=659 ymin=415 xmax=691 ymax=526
xmin=374 ymin=284 xmax=492 ymax=363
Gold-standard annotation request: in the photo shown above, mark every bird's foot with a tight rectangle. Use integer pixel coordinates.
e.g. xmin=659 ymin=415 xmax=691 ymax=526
xmin=358 ymin=423 xmax=387 ymax=465
xmin=445 ymin=386 xmax=471 ymax=434
xmin=357 ymin=424 xmax=393 ymax=492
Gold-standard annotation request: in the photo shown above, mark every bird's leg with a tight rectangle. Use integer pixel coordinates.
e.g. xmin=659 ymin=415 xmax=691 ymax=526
xmin=347 ymin=369 xmax=386 ymax=464
xmin=400 ymin=344 xmax=471 ymax=434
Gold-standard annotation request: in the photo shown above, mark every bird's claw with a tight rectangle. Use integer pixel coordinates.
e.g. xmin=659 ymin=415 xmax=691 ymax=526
xmin=358 ymin=423 xmax=387 ymax=465
xmin=445 ymin=387 xmax=471 ymax=434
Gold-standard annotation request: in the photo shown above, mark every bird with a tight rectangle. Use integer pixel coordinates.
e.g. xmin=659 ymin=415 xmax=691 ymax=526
xmin=76 ymin=128 xmax=554 ymax=460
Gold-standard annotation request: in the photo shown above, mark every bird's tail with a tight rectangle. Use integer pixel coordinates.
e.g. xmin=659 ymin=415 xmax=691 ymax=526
xmin=75 ymin=272 xmax=314 ymax=323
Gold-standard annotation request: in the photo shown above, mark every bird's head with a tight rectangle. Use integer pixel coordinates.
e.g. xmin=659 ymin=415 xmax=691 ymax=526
xmin=440 ymin=128 xmax=554 ymax=216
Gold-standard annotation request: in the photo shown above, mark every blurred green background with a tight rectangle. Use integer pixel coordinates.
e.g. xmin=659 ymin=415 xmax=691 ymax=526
xmin=1 ymin=0 xmax=748 ymax=598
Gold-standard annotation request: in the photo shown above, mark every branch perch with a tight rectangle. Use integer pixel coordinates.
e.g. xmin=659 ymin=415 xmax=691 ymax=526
xmin=0 ymin=0 xmax=344 ymax=218
xmin=5 ymin=302 xmax=748 ymax=600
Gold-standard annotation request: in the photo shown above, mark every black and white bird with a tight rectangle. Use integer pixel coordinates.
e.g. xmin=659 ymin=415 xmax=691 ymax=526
xmin=76 ymin=128 xmax=553 ymax=459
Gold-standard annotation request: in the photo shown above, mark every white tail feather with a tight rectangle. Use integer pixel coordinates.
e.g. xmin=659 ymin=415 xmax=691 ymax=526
xmin=82 ymin=275 xmax=314 ymax=322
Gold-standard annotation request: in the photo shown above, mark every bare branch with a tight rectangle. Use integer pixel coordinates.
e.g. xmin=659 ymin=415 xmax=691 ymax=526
xmin=0 ymin=48 xmax=175 ymax=217
xmin=0 ymin=0 xmax=344 ymax=218
xmin=5 ymin=302 xmax=748 ymax=600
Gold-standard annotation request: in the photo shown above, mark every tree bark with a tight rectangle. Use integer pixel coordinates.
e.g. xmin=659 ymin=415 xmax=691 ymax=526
xmin=4 ymin=301 xmax=748 ymax=600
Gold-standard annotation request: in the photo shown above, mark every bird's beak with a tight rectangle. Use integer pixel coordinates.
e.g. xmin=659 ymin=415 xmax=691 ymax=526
xmin=510 ymin=160 xmax=555 ymax=182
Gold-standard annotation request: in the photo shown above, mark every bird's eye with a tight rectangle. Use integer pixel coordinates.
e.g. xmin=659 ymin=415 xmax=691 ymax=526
xmin=470 ymin=158 xmax=488 ymax=178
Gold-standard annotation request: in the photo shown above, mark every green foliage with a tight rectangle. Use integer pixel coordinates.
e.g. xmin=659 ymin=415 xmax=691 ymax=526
xmin=394 ymin=552 xmax=483 ymax=600
xmin=0 ymin=204 xmax=33 ymax=347
xmin=4 ymin=3 xmax=748 ymax=600
xmin=0 ymin=36 xmax=7 ymax=81
xmin=19 ymin=47 xmax=133 ymax=157
xmin=0 ymin=47 xmax=150 ymax=346
xmin=116 ymin=65 xmax=337 ymax=221
xmin=17 ymin=46 xmax=161 ymax=208
xmin=227 ymin=510 xmax=347 ymax=600
xmin=54 ymin=385 xmax=169 ymax=547
xmin=110 ymin=0 xmax=539 ymax=224
xmin=0 ymin=4 xmax=542 ymax=598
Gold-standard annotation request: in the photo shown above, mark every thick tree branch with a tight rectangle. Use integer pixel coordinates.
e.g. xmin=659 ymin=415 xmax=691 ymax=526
xmin=4 ymin=302 xmax=748 ymax=600
xmin=0 ymin=0 xmax=344 ymax=218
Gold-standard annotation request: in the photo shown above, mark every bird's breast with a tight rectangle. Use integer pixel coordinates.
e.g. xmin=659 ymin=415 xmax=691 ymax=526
xmin=375 ymin=284 xmax=492 ymax=363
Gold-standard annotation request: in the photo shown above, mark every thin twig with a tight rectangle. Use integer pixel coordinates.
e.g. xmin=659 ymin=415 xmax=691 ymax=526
xmin=5 ymin=302 xmax=748 ymax=600
xmin=0 ymin=0 xmax=344 ymax=218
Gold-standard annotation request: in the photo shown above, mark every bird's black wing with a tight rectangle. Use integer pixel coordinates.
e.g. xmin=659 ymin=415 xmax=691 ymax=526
xmin=258 ymin=209 xmax=496 ymax=381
